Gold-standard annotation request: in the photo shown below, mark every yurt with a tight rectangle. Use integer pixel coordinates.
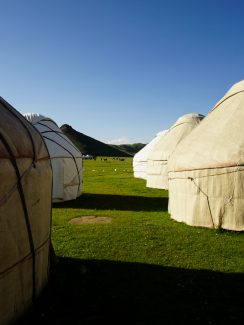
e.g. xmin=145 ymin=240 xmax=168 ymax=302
xmin=168 ymin=80 xmax=244 ymax=231
xmin=0 ymin=97 xmax=52 ymax=324
xmin=24 ymin=113 xmax=83 ymax=202
xmin=133 ymin=130 xmax=168 ymax=179
xmin=146 ymin=113 xmax=204 ymax=189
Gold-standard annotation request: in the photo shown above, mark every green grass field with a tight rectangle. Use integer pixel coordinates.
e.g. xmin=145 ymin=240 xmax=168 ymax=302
xmin=19 ymin=157 xmax=244 ymax=324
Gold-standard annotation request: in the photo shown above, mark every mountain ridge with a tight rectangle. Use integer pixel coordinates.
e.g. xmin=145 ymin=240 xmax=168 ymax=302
xmin=60 ymin=124 xmax=145 ymax=157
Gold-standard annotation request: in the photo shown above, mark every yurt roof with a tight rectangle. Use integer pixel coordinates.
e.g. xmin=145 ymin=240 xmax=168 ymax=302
xmin=149 ymin=113 xmax=204 ymax=161
xmin=168 ymin=80 xmax=244 ymax=172
xmin=212 ymin=80 xmax=244 ymax=112
xmin=24 ymin=112 xmax=50 ymax=124
xmin=24 ymin=113 xmax=82 ymax=158
xmin=134 ymin=129 xmax=168 ymax=162
xmin=0 ymin=101 xmax=48 ymax=160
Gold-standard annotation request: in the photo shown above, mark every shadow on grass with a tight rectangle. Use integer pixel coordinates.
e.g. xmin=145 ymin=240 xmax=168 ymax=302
xmin=18 ymin=257 xmax=244 ymax=325
xmin=53 ymin=193 xmax=169 ymax=212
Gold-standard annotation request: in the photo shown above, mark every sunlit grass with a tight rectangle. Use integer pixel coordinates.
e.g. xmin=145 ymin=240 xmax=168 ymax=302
xmin=52 ymin=157 xmax=244 ymax=273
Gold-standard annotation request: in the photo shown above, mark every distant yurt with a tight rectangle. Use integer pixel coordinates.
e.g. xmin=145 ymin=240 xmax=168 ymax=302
xmin=0 ymin=97 xmax=52 ymax=324
xmin=133 ymin=130 xmax=168 ymax=179
xmin=24 ymin=113 xmax=83 ymax=202
xmin=168 ymin=81 xmax=244 ymax=231
xmin=146 ymin=113 xmax=204 ymax=189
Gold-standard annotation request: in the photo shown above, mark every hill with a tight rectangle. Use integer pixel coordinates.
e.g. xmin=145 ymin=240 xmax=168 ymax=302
xmin=112 ymin=143 xmax=145 ymax=155
xmin=61 ymin=124 xmax=135 ymax=157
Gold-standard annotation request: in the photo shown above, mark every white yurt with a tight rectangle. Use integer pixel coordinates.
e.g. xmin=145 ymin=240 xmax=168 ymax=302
xmin=133 ymin=130 xmax=168 ymax=179
xmin=146 ymin=113 xmax=204 ymax=189
xmin=168 ymin=80 xmax=244 ymax=231
xmin=0 ymin=97 xmax=52 ymax=324
xmin=24 ymin=113 xmax=83 ymax=202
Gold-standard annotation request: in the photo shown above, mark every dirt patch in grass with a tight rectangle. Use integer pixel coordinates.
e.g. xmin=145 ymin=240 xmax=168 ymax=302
xmin=69 ymin=215 xmax=112 ymax=225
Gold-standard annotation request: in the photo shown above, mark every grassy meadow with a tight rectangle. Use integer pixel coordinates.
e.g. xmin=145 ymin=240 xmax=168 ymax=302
xmin=19 ymin=157 xmax=244 ymax=324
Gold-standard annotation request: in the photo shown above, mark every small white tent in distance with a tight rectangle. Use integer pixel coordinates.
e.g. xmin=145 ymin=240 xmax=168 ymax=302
xmin=133 ymin=130 xmax=168 ymax=180
xmin=24 ymin=113 xmax=83 ymax=202
xmin=0 ymin=98 xmax=52 ymax=324
xmin=168 ymin=80 xmax=244 ymax=231
xmin=146 ymin=113 xmax=204 ymax=190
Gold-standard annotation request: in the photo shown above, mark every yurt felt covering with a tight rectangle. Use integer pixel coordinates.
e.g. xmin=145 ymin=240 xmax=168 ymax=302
xmin=146 ymin=113 xmax=204 ymax=189
xmin=0 ymin=98 xmax=52 ymax=324
xmin=168 ymin=80 xmax=244 ymax=231
xmin=24 ymin=113 xmax=82 ymax=202
xmin=133 ymin=130 xmax=167 ymax=180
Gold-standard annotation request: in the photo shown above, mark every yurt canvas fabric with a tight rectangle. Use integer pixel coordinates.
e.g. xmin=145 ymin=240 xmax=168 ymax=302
xmin=0 ymin=98 xmax=52 ymax=324
xmin=146 ymin=113 xmax=204 ymax=189
xmin=133 ymin=130 xmax=168 ymax=179
xmin=168 ymin=80 xmax=244 ymax=231
xmin=24 ymin=113 xmax=83 ymax=202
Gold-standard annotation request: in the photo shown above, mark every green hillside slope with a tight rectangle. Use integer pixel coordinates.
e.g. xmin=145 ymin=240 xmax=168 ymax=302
xmin=113 ymin=143 xmax=145 ymax=155
xmin=61 ymin=124 xmax=133 ymax=157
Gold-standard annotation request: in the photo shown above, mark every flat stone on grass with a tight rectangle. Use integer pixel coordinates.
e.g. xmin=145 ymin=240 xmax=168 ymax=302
xmin=69 ymin=215 xmax=112 ymax=225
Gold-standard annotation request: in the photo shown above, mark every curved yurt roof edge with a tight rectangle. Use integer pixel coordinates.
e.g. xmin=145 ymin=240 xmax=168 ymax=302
xmin=0 ymin=99 xmax=54 ymax=162
xmin=170 ymin=113 xmax=205 ymax=131
xmin=24 ymin=112 xmax=58 ymax=126
xmin=134 ymin=129 xmax=168 ymax=161
xmin=24 ymin=113 xmax=82 ymax=157
xmin=168 ymin=80 xmax=244 ymax=173
xmin=212 ymin=80 xmax=244 ymax=112
xmin=0 ymin=98 xmax=38 ymax=161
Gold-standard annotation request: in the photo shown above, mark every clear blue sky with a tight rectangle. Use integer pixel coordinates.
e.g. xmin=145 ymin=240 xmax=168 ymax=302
xmin=1 ymin=0 xmax=244 ymax=144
